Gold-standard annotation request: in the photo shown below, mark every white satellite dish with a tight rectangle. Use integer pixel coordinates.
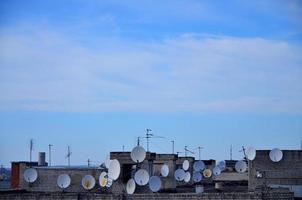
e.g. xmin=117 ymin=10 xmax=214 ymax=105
xmin=99 ymin=172 xmax=108 ymax=188
xmin=269 ymin=148 xmax=283 ymax=162
xmin=131 ymin=146 xmax=146 ymax=163
xmin=192 ymin=171 xmax=202 ymax=182
xmin=104 ymin=154 xmax=112 ymax=169
xmin=126 ymin=178 xmax=136 ymax=194
xmin=149 ymin=176 xmax=161 ymax=192
xmin=182 ymin=160 xmax=190 ymax=171
xmin=193 ymin=160 xmax=205 ymax=172
xmin=203 ymin=169 xmax=212 ymax=178
xmin=235 ymin=160 xmax=247 ymax=173
xmin=57 ymin=174 xmax=71 ymax=189
xmin=160 ymin=164 xmax=169 ymax=177
xmin=134 ymin=169 xmax=150 ymax=186
xmin=108 ymin=159 xmax=120 ymax=180
xmin=246 ymin=146 xmax=256 ymax=161
xmin=184 ymin=172 xmax=191 ymax=183
xmin=23 ymin=168 xmax=38 ymax=183
xmin=81 ymin=175 xmax=96 ymax=190
xmin=174 ymin=169 xmax=186 ymax=181
xmin=213 ymin=166 xmax=221 ymax=176
xmin=217 ymin=160 xmax=226 ymax=171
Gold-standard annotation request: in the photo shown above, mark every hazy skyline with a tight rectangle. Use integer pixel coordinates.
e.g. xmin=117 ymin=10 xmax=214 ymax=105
xmin=0 ymin=0 xmax=302 ymax=167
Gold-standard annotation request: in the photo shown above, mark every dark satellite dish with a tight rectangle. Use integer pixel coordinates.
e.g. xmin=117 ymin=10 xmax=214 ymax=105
xmin=212 ymin=166 xmax=221 ymax=176
xmin=193 ymin=160 xmax=205 ymax=172
xmin=134 ymin=169 xmax=149 ymax=186
xmin=235 ymin=160 xmax=247 ymax=173
xmin=192 ymin=171 xmax=202 ymax=182
xmin=174 ymin=169 xmax=186 ymax=181
xmin=149 ymin=176 xmax=161 ymax=192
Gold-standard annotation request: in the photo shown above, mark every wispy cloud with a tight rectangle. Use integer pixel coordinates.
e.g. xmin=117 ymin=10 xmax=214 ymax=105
xmin=0 ymin=26 xmax=301 ymax=113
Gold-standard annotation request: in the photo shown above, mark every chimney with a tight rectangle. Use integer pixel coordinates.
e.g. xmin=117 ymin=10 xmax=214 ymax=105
xmin=38 ymin=152 xmax=46 ymax=166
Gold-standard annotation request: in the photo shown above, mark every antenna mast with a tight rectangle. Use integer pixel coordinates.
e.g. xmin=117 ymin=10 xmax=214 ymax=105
xmin=146 ymin=129 xmax=152 ymax=152
xmin=230 ymin=145 xmax=233 ymax=160
xmin=171 ymin=140 xmax=175 ymax=154
xmin=48 ymin=144 xmax=53 ymax=166
xmin=29 ymin=139 xmax=34 ymax=163
xmin=66 ymin=146 xmax=72 ymax=166
xmin=197 ymin=146 xmax=204 ymax=160
xmin=144 ymin=129 xmax=165 ymax=152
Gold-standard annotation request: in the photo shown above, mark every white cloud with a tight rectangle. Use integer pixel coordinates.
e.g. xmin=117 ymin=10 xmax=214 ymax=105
xmin=0 ymin=27 xmax=301 ymax=113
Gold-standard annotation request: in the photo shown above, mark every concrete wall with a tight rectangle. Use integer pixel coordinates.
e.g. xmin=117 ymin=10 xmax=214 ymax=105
xmin=19 ymin=166 xmax=107 ymax=193
xmin=0 ymin=189 xmax=294 ymax=200
xmin=249 ymin=150 xmax=302 ymax=190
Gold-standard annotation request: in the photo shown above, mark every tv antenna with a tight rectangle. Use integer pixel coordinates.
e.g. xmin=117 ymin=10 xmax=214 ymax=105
xmin=239 ymin=146 xmax=247 ymax=161
xmin=230 ymin=145 xmax=233 ymax=160
xmin=48 ymin=144 xmax=53 ymax=166
xmin=144 ymin=129 xmax=164 ymax=152
xmin=87 ymin=159 xmax=91 ymax=167
xmin=184 ymin=146 xmax=194 ymax=157
xmin=29 ymin=139 xmax=34 ymax=163
xmin=65 ymin=146 xmax=72 ymax=166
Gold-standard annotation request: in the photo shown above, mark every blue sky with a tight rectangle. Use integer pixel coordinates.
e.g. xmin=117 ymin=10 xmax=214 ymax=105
xmin=0 ymin=0 xmax=302 ymax=167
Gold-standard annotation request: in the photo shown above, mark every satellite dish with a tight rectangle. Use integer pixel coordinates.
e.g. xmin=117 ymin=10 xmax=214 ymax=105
xmin=81 ymin=175 xmax=96 ymax=190
xmin=23 ymin=168 xmax=38 ymax=183
xmin=193 ymin=161 xmax=205 ymax=172
xmin=126 ymin=178 xmax=136 ymax=194
xmin=131 ymin=146 xmax=146 ymax=163
xmin=235 ymin=160 xmax=247 ymax=173
xmin=57 ymin=174 xmax=71 ymax=189
xmin=106 ymin=178 xmax=113 ymax=188
xmin=196 ymin=186 xmax=204 ymax=194
xmin=203 ymin=169 xmax=212 ymax=178
xmin=184 ymin=172 xmax=191 ymax=183
xmin=149 ymin=176 xmax=161 ymax=192
xmin=192 ymin=171 xmax=202 ymax=182
xmin=174 ymin=169 xmax=186 ymax=181
xmin=105 ymin=154 xmax=111 ymax=169
xmin=99 ymin=172 xmax=108 ymax=188
xmin=269 ymin=148 xmax=283 ymax=162
xmin=212 ymin=166 xmax=221 ymax=176
xmin=108 ymin=159 xmax=120 ymax=180
xmin=246 ymin=147 xmax=256 ymax=161
xmin=182 ymin=160 xmax=190 ymax=171
xmin=134 ymin=169 xmax=149 ymax=186
xmin=217 ymin=160 xmax=226 ymax=171
xmin=160 ymin=164 xmax=169 ymax=177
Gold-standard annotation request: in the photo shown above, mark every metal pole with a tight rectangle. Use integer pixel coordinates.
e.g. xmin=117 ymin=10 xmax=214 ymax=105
xmin=29 ymin=139 xmax=33 ymax=163
xmin=230 ymin=145 xmax=233 ymax=160
xmin=171 ymin=140 xmax=174 ymax=154
xmin=68 ymin=146 xmax=70 ymax=166
xmin=48 ymin=144 xmax=53 ymax=166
